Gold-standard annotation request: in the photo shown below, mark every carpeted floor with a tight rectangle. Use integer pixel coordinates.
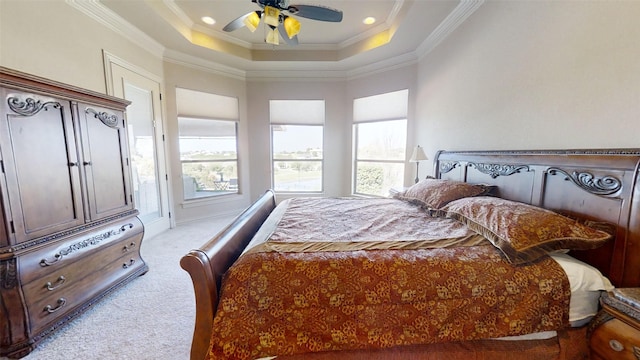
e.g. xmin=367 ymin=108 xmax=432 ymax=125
xmin=21 ymin=215 xmax=236 ymax=360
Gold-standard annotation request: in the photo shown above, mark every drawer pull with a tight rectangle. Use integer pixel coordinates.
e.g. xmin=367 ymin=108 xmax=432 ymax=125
xmin=609 ymin=339 xmax=624 ymax=352
xmin=123 ymin=259 xmax=135 ymax=269
xmin=123 ymin=242 xmax=136 ymax=252
xmin=44 ymin=298 xmax=66 ymax=313
xmin=45 ymin=276 xmax=66 ymax=291
xmin=634 ymin=346 xmax=639 ymax=360
xmin=40 ymin=254 xmax=63 ymax=267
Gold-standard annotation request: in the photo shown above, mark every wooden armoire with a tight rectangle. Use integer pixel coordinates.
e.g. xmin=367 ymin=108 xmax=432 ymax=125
xmin=0 ymin=67 xmax=148 ymax=358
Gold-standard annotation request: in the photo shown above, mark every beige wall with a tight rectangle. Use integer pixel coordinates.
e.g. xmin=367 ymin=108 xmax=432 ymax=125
xmin=163 ymin=62 xmax=252 ymax=221
xmin=0 ymin=1 xmax=162 ymax=93
xmin=246 ymin=79 xmax=349 ymax=201
xmin=244 ymin=64 xmax=419 ymax=200
xmin=415 ymin=1 xmax=640 ymax=175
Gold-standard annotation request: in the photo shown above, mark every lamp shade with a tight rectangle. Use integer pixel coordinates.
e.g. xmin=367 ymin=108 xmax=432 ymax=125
xmin=265 ymin=26 xmax=280 ymax=45
xmin=283 ymin=16 xmax=301 ymax=38
xmin=263 ymin=6 xmax=280 ymax=27
xmin=243 ymin=11 xmax=261 ymax=32
xmin=409 ymin=145 xmax=428 ymax=162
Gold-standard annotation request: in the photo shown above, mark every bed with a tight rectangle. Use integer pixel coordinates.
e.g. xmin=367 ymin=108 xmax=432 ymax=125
xmin=180 ymin=149 xmax=640 ymax=360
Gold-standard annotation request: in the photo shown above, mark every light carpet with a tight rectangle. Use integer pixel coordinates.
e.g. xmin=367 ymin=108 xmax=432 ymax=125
xmin=20 ymin=215 xmax=236 ymax=360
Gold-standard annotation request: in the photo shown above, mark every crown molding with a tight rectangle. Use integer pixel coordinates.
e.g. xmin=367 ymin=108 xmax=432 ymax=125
xmin=245 ymin=69 xmax=348 ymax=82
xmin=415 ymin=0 xmax=484 ymax=59
xmin=338 ymin=0 xmax=405 ymax=49
xmin=66 ymin=0 xmax=165 ymax=58
xmin=163 ymin=50 xmax=247 ymax=81
xmin=163 ymin=0 xmax=194 ymax=28
xmin=346 ymin=52 xmax=419 ymax=80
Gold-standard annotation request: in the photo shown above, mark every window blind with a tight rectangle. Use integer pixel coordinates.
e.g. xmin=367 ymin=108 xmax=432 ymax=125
xmin=176 ymin=88 xmax=239 ymax=121
xmin=353 ymin=89 xmax=408 ymax=123
xmin=270 ymin=100 xmax=325 ymax=125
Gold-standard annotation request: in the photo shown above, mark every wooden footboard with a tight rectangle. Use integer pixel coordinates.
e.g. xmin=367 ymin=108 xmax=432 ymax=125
xmin=180 ymin=190 xmax=276 ymax=360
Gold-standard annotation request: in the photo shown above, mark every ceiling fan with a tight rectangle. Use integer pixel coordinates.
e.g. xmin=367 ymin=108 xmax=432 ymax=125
xmin=222 ymin=0 xmax=343 ymax=46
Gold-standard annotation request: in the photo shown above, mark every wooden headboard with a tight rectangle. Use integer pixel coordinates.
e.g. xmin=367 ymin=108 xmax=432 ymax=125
xmin=434 ymin=149 xmax=640 ymax=287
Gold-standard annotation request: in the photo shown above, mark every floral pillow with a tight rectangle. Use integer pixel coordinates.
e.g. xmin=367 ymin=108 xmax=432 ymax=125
xmin=440 ymin=196 xmax=613 ymax=264
xmin=394 ymin=178 xmax=492 ymax=211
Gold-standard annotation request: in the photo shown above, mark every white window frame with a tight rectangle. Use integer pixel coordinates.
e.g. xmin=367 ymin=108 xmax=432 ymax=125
xmin=352 ymin=90 xmax=409 ymax=197
xmin=176 ymin=88 xmax=240 ymax=200
xmin=269 ymin=100 xmax=325 ymax=194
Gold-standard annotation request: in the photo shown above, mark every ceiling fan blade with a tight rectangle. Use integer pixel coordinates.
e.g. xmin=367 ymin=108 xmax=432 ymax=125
xmin=278 ymin=24 xmax=299 ymax=46
xmin=222 ymin=12 xmax=253 ymax=32
xmin=288 ymin=4 xmax=343 ymax=22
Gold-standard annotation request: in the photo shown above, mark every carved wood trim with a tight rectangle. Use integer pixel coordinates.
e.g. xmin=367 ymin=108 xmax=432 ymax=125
xmin=439 ymin=161 xmax=458 ymax=174
xmin=468 ymin=163 xmax=530 ymax=178
xmin=85 ymin=108 xmax=119 ymax=128
xmin=547 ymin=167 xmax=622 ymax=196
xmin=1 ymin=66 xmax=130 ymax=109
xmin=0 ymin=259 xmax=17 ymax=289
xmin=439 ymin=149 xmax=640 ymax=155
xmin=39 ymin=223 xmax=134 ymax=266
xmin=7 ymin=96 xmax=61 ymax=116
xmin=1 ymin=209 xmax=139 ymax=254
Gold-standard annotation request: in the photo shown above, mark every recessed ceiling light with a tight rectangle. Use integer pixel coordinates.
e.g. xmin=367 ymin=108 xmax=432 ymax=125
xmin=202 ymin=16 xmax=216 ymax=25
xmin=363 ymin=17 xmax=376 ymax=25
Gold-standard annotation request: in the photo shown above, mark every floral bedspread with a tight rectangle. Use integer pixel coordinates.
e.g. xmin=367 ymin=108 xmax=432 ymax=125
xmin=208 ymin=198 xmax=570 ymax=359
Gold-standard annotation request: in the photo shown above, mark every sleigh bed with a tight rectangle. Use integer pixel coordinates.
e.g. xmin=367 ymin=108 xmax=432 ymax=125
xmin=181 ymin=149 xmax=640 ymax=360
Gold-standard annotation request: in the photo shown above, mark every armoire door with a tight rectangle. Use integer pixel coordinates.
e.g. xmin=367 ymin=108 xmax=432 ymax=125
xmin=76 ymin=102 xmax=134 ymax=221
xmin=0 ymin=89 xmax=85 ymax=243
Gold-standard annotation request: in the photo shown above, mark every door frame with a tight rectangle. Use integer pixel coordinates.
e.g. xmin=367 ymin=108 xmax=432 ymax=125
xmin=102 ymin=50 xmax=175 ymax=235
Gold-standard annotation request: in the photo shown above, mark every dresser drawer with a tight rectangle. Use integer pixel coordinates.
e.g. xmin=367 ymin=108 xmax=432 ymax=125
xmin=21 ymin=233 xmax=143 ymax=302
xmin=590 ymin=318 xmax=640 ymax=360
xmin=24 ymin=237 xmax=145 ymax=334
xmin=19 ymin=218 xmax=143 ymax=284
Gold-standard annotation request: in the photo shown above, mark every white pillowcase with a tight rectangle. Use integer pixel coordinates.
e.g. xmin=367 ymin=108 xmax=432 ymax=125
xmin=550 ymin=252 xmax=614 ymax=326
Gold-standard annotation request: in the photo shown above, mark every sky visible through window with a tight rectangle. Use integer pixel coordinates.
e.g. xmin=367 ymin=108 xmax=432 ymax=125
xmin=273 ymin=125 xmax=322 ymax=154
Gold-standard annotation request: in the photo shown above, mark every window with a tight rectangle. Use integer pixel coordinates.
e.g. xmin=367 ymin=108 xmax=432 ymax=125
xmin=353 ymin=90 xmax=408 ymax=197
xmin=270 ymin=100 xmax=324 ymax=192
xmin=176 ymin=89 xmax=239 ymax=200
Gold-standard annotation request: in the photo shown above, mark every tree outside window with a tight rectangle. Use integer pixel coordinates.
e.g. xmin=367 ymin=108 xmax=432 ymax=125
xmin=352 ymin=90 xmax=409 ymax=196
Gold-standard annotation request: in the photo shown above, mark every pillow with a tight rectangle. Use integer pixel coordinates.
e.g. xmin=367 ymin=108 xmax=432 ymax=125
xmin=441 ymin=196 xmax=613 ymax=264
xmin=394 ymin=178 xmax=492 ymax=210
xmin=550 ymin=252 xmax=613 ymax=325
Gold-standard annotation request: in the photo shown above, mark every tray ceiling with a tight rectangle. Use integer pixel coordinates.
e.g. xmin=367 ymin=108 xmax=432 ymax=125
xmin=73 ymin=0 xmax=483 ymax=78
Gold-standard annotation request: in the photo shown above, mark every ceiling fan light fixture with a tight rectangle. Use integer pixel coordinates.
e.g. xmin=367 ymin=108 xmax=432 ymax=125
xmin=263 ymin=6 xmax=280 ymax=27
xmin=265 ymin=26 xmax=280 ymax=45
xmin=243 ymin=11 xmax=261 ymax=32
xmin=283 ymin=16 xmax=301 ymax=39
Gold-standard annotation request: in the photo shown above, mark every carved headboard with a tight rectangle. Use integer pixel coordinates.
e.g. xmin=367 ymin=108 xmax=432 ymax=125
xmin=434 ymin=149 xmax=640 ymax=288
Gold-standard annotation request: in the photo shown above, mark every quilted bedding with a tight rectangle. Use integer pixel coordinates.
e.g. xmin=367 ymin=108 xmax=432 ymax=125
xmin=208 ymin=198 xmax=571 ymax=359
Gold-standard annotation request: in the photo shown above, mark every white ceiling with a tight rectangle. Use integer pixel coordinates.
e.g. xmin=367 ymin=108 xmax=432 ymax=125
xmin=73 ymin=0 xmax=483 ymax=78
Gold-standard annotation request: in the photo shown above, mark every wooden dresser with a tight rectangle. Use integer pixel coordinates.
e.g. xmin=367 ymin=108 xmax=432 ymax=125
xmin=0 ymin=67 xmax=148 ymax=358
xmin=590 ymin=288 xmax=640 ymax=360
